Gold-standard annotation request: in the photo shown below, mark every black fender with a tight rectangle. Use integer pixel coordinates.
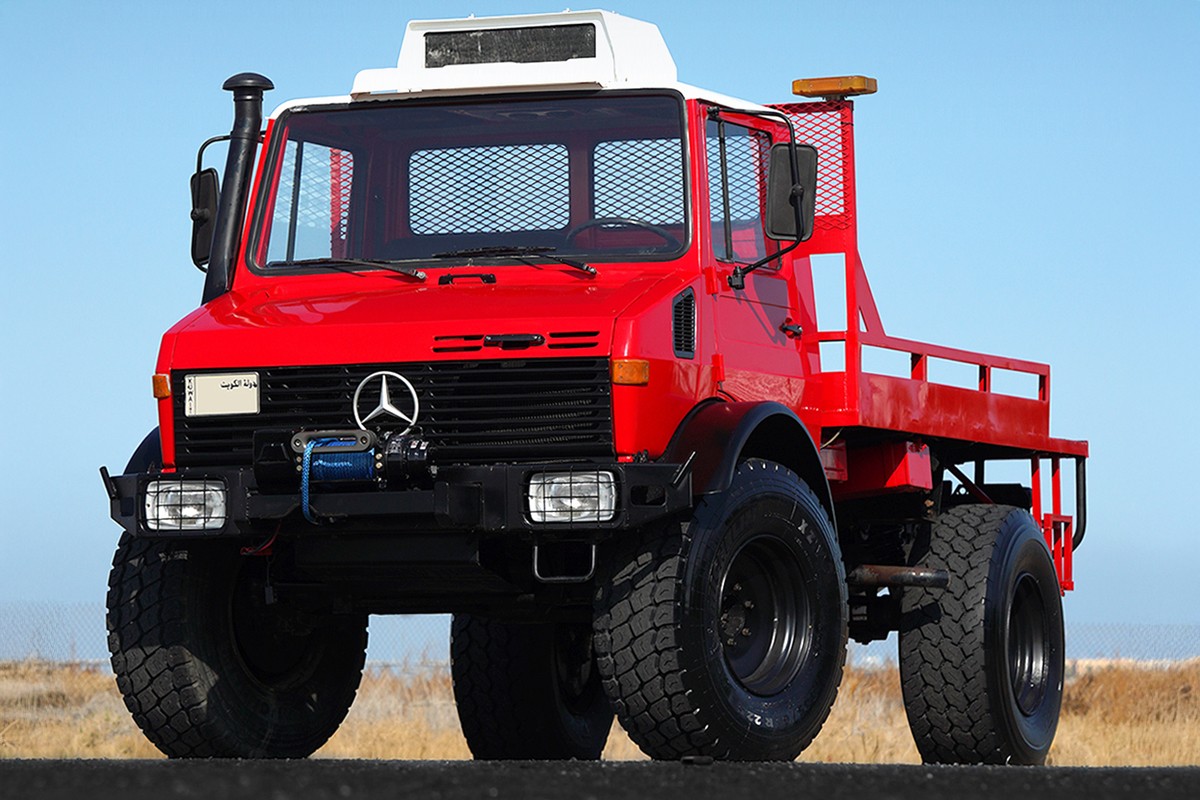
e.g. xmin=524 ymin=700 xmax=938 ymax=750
xmin=661 ymin=401 xmax=834 ymax=521
xmin=124 ymin=427 xmax=163 ymax=474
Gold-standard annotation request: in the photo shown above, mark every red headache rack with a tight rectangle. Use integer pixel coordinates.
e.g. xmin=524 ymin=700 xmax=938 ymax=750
xmin=773 ymin=92 xmax=1087 ymax=591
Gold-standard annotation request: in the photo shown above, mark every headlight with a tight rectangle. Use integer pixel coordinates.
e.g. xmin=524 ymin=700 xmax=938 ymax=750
xmin=144 ymin=480 xmax=227 ymax=531
xmin=528 ymin=471 xmax=617 ymax=523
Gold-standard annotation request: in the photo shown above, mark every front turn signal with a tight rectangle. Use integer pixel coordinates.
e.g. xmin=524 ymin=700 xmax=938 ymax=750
xmin=612 ymin=359 xmax=650 ymax=386
xmin=152 ymin=373 xmax=171 ymax=399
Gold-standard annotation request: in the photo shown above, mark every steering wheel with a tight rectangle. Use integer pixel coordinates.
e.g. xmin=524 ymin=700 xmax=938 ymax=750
xmin=564 ymin=217 xmax=682 ymax=250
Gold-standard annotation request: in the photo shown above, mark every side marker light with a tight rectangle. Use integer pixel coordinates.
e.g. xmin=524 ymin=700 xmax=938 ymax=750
xmin=152 ymin=373 xmax=171 ymax=399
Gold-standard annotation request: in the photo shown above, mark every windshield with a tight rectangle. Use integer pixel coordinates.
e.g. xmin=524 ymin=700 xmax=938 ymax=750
xmin=250 ymin=93 xmax=688 ymax=271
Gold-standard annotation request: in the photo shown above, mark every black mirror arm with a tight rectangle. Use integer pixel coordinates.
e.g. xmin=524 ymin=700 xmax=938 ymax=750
xmin=195 ymin=134 xmax=231 ymax=175
xmin=727 ymin=184 xmax=805 ymax=290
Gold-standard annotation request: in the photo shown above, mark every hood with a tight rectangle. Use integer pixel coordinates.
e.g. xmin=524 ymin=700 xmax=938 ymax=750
xmin=164 ymin=271 xmax=670 ymax=369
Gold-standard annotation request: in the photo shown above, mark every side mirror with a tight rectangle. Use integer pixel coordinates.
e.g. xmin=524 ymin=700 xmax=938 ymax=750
xmin=190 ymin=168 xmax=220 ymax=268
xmin=766 ymin=143 xmax=817 ymax=242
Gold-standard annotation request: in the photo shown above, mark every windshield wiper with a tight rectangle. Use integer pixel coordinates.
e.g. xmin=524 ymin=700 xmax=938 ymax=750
xmin=431 ymin=246 xmax=597 ymax=276
xmin=267 ymin=257 xmax=427 ymax=281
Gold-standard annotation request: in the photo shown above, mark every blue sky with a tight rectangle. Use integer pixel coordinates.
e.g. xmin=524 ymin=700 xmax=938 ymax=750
xmin=1 ymin=0 xmax=1197 ymax=625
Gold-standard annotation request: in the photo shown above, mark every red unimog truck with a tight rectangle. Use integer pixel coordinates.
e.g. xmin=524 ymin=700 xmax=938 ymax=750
xmin=101 ymin=10 xmax=1088 ymax=765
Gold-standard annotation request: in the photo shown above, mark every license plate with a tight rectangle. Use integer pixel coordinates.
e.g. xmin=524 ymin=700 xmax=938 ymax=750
xmin=184 ymin=372 xmax=260 ymax=417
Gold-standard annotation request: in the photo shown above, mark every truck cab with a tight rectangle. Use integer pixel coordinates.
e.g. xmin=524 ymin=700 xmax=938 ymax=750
xmin=104 ymin=10 xmax=1087 ymax=765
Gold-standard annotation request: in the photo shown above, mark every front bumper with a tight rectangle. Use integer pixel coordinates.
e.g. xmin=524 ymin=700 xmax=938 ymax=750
xmin=103 ymin=462 xmax=692 ymax=540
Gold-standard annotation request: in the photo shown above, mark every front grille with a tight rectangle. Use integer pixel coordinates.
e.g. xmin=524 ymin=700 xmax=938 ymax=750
xmin=173 ymin=358 xmax=613 ymax=468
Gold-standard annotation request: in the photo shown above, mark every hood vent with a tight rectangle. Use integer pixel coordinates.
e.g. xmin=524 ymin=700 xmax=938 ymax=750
xmin=672 ymin=289 xmax=695 ymax=358
xmin=548 ymin=331 xmax=600 ymax=350
xmin=434 ymin=330 xmax=600 ymax=354
xmin=433 ymin=334 xmax=485 ymax=353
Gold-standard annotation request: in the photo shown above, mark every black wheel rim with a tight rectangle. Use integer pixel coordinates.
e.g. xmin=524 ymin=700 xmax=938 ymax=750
xmin=554 ymin=624 xmax=600 ymax=715
xmin=1008 ymin=572 xmax=1050 ymax=716
xmin=229 ymin=561 xmax=320 ymax=689
xmin=719 ymin=535 xmax=812 ymax=696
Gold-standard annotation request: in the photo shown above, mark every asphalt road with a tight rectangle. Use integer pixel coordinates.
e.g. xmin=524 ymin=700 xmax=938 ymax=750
xmin=2 ymin=760 xmax=1198 ymax=800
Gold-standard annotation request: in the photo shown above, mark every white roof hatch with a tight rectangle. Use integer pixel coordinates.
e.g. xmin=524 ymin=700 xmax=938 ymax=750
xmin=350 ymin=10 xmax=678 ymax=99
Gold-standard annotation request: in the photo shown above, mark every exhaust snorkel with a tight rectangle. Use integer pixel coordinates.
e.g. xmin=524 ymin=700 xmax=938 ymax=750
xmin=202 ymin=72 xmax=273 ymax=304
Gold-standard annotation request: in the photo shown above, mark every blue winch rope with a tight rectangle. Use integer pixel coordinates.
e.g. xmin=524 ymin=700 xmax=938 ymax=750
xmin=301 ymin=440 xmax=319 ymax=523
xmin=311 ymin=450 xmax=375 ymax=481
xmin=301 ymin=437 xmax=374 ymax=524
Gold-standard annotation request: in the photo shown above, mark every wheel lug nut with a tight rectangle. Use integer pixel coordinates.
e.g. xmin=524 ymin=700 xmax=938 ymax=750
xmin=743 ymin=600 xmax=753 ymax=608
xmin=741 ymin=628 xmax=751 ymax=636
xmin=732 ymin=583 xmax=742 ymax=592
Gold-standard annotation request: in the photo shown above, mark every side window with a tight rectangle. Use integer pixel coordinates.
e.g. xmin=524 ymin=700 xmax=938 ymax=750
xmin=706 ymin=118 xmax=777 ymax=263
xmin=266 ymin=141 xmax=354 ymax=263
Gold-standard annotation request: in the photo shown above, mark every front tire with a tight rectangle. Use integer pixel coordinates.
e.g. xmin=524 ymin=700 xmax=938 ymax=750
xmin=899 ymin=504 xmax=1065 ymax=765
xmin=106 ymin=535 xmax=367 ymax=758
xmin=594 ymin=459 xmax=847 ymax=761
xmin=450 ymin=614 xmax=613 ymax=760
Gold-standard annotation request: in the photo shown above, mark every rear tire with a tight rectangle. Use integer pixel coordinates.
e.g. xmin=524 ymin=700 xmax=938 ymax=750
xmin=899 ymin=504 xmax=1064 ymax=765
xmin=106 ymin=535 xmax=367 ymax=758
xmin=450 ymin=614 xmax=613 ymax=760
xmin=594 ymin=459 xmax=847 ymax=761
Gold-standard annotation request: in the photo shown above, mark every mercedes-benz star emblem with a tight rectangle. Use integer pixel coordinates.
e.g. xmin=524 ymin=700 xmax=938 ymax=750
xmin=353 ymin=371 xmax=420 ymax=434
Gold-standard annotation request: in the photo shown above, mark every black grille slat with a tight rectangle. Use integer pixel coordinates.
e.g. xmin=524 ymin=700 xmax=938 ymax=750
xmin=173 ymin=358 xmax=613 ymax=468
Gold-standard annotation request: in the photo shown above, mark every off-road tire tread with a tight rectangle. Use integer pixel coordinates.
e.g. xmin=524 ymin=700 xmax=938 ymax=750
xmin=593 ymin=460 xmax=843 ymax=760
xmin=108 ymin=534 xmax=217 ymax=757
xmin=594 ymin=525 xmax=708 ymax=759
xmin=900 ymin=504 xmax=1025 ymax=764
xmin=451 ymin=616 xmax=542 ymax=759
xmin=450 ymin=615 xmax=608 ymax=760
xmin=106 ymin=534 xmax=366 ymax=758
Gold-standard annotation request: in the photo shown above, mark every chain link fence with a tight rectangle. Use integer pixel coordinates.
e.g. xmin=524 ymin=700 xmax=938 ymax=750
xmin=3 ymin=602 xmax=1199 ymax=670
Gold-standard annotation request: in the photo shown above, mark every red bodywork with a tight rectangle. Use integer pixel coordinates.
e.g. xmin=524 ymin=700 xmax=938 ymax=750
xmin=156 ymin=94 xmax=1086 ymax=587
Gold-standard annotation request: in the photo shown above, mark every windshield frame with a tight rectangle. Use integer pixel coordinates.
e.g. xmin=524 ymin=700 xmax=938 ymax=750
xmin=244 ymin=89 xmax=692 ymax=277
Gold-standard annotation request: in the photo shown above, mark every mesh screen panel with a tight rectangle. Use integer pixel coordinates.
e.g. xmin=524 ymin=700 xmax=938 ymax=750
xmin=706 ymin=127 xmax=769 ymax=222
xmin=329 ymin=149 xmax=353 ymax=257
xmin=706 ymin=121 xmax=773 ymax=261
xmin=594 ymin=138 xmax=685 ymax=224
xmin=409 ymin=144 xmax=569 ymax=234
xmin=267 ymin=142 xmax=354 ymax=261
xmin=772 ymin=102 xmax=850 ymax=230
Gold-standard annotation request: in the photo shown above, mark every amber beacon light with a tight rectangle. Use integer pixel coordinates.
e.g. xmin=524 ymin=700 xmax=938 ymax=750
xmin=792 ymin=75 xmax=878 ymax=99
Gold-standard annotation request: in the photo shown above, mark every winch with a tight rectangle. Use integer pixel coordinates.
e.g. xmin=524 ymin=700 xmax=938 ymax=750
xmin=291 ymin=431 xmax=377 ymax=522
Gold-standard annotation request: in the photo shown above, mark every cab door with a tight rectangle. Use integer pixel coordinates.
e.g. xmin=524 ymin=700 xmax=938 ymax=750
xmin=702 ymin=110 xmax=805 ymax=407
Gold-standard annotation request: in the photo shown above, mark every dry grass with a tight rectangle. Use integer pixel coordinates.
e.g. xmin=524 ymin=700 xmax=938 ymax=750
xmin=0 ymin=661 xmax=159 ymax=759
xmin=1 ymin=658 xmax=1197 ymax=765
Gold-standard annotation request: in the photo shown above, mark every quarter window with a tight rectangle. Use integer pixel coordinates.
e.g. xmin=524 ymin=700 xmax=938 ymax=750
xmin=706 ymin=119 xmax=777 ymax=264
xmin=266 ymin=141 xmax=354 ymax=262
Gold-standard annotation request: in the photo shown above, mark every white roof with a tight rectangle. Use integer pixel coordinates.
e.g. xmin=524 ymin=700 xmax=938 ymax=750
xmin=269 ymin=83 xmax=768 ymax=119
xmin=268 ymin=10 xmax=769 ymax=118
